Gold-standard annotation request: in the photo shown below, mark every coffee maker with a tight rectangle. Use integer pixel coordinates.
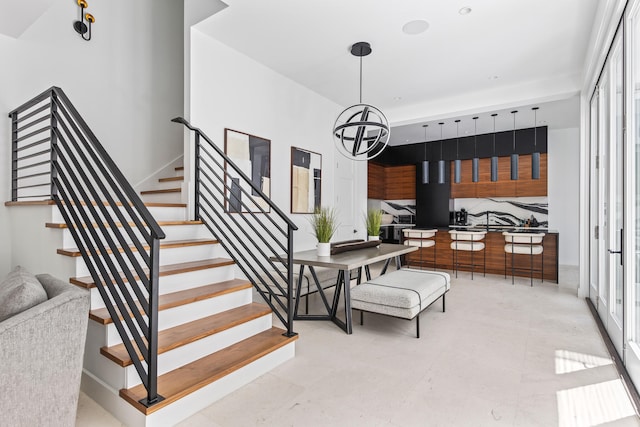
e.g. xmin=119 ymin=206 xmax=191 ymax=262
xmin=454 ymin=208 xmax=468 ymax=225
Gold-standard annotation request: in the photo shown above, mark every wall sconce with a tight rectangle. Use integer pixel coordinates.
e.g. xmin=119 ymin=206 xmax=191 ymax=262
xmin=74 ymin=0 xmax=95 ymax=41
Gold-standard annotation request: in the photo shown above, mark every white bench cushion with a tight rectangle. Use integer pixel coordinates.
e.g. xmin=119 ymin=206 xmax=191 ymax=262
xmin=350 ymin=268 xmax=450 ymax=320
xmin=403 ymin=229 xmax=437 ymax=239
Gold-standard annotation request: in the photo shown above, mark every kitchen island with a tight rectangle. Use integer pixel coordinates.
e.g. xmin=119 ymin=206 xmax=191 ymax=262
xmin=404 ymin=226 xmax=558 ymax=282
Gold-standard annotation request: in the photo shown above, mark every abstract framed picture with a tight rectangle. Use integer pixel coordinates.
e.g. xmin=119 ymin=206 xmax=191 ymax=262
xmin=224 ymin=128 xmax=271 ymax=213
xmin=291 ymin=147 xmax=321 ymax=213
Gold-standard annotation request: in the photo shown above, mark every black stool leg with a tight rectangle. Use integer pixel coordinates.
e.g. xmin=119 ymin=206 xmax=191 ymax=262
xmin=416 ymin=313 xmax=420 ymax=339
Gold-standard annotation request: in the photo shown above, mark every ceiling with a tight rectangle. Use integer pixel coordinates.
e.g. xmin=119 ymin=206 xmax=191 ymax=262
xmin=195 ymin=0 xmax=599 ymax=144
xmin=0 ymin=0 xmax=54 ymax=38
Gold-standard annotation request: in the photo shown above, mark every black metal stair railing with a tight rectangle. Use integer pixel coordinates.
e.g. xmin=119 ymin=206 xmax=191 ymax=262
xmin=172 ymin=117 xmax=298 ymax=337
xmin=8 ymin=87 xmax=165 ymax=407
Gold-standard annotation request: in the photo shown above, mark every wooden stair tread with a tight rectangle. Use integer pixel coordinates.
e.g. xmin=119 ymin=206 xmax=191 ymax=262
xmin=5 ymin=200 xmax=186 ymax=207
xmin=57 ymin=238 xmax=218 ymax=257
xmin=119 ymin=327 xmax=297 ymax=414
xmin=141 ymin=188 xmax=181 ymax=195
xmin=159 ymin=176 xmax=184 ymax=182
xmin=89 ymin=279 xmax=252 ymax=325
xmin=175 ymin=166 xmax=184 ymax=171
xmin=101 ymin=303 xmax=272 ymax=367
xmin=45 ymin=220 xmax=201 ymax=229
xmin=70 ymin=258 xmax=235 ymax=288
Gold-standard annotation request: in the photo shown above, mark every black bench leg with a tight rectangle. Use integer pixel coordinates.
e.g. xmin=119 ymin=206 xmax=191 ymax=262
xmin=360 ymin=310 xmax=364 ymax=325
xmin=416 ymin=313 xmax=420 ymax=339
xmin=442 ymin=294 xmax=446 ymax=312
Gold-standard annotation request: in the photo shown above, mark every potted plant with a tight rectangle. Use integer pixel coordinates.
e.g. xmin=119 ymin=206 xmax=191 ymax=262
xmin=365 ymin=209 xmax=383 ymax=241
xmin=310 ymin=207 xmax=338 ymax=256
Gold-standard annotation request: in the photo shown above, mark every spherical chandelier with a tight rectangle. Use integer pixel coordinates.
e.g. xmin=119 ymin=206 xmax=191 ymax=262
xmin=333 ymin=42 xmax=390 ymax=161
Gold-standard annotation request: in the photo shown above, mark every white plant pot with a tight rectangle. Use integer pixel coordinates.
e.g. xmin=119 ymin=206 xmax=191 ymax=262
xmin=317 ymin=242 xmax=331 ymax=257
xmin=368 ymin=235 xmax=380 ymax=241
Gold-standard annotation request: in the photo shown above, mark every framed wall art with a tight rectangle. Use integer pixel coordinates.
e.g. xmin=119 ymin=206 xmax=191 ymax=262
xmin=224 ymin=128 xmax=271 ymax=213
xmin=291 ymin=146 xmax=321 ymax=213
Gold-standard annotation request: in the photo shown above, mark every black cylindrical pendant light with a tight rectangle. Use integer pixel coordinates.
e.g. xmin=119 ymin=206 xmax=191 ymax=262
xmin=438 ymin=122 xmax=445 ymax=184
xmin=510 ymin=110 xmax=518 ymax=180
xmin=491 ymin=113 xmax=498 ymax=182
xmin=472 ymin=116 xmax=479 ymax=182
xmin=454 ymin=120 xmax=461 ymax=183
xmin=421 ymin=124 xmax=429 ymax=184
xmin=532 ymin=107 xmax=540 ymax=180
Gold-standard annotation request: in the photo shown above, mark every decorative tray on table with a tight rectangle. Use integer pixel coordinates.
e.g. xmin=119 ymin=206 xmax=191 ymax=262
xmin=330 ymin=239 xmax=380 ymax=255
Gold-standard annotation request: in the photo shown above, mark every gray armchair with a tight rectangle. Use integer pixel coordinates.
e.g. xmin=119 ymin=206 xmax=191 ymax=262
xmin=0 ymin=273 xmax=90 ymax=427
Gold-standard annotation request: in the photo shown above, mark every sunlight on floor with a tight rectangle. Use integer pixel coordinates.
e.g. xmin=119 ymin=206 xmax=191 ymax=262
xmin=557 ymin=378 xmax=636 ymax=426
xmin=555 ymin=349 xmax=613 ymax=375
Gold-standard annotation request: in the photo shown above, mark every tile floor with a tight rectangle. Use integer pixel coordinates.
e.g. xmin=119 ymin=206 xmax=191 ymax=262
xmin=76 ymin=269 xmax=640 ymax=426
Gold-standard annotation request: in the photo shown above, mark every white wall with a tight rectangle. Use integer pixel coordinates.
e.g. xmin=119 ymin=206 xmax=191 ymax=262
xmin=0 ymin=1 xmax=184 ymax=278
xmin=190 ymin=29 xmax=358 ymax=251
xmin=548 ymin=127 xmax=580 ymax=268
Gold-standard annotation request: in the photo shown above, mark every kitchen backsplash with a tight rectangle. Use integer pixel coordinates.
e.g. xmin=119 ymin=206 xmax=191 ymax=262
xmin=453 ymin=197 xmax=548 ymax=227
xmin=381 ymin=200 xmax=416 ymax=222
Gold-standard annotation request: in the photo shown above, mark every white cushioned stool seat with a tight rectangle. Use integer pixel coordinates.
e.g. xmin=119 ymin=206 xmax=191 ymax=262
xmin=502 ymin=232 xmax=545 ymax=286
xmin=405 ymin=239 xmax=435 ymax=248
xmin=350 ymin=268 xmax=450 ymax=337
xmin=504 ymin=244 xmax=543 ymax=255
xmin=450 ymin=241 xmax=485 ymax=251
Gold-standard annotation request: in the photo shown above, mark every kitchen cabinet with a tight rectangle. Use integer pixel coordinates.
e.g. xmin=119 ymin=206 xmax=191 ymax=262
xmin=404 ymin=229 xmax=558 ymax=282
xmin=367 ymin=163 xmax=416 ymax=200
xmin=450 ymin=153 xmax=547 ymax=198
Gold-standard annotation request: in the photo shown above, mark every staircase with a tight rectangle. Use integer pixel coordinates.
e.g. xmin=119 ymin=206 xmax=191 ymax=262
xmin=6 ymin=88 xmax=298 ymax=426
xmin=12 ymin=167 xmax=297 ymax=426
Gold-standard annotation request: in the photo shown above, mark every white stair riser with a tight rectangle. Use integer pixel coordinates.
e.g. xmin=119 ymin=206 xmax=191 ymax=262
xmin=52 ymin=205 xmax=188 ymax=223
xmin=88 ymin=265 xmax=236 ymax=310
xmin=81 ymin=342 xmax=295 ymax=427
xmin=71 ymin=243 xmax=221 ymax=277
xmin=60 ymin=224 xmax=210 ymax=248
xmin=140 ymin=192 xmax=183 ymax=204
xmin=153 ymin=180 xmax=185 ymax=191
xmin=102 ymin=288 xmax=254 ymax=347
xmin=122 ymin=315 xmax=273 ymax=388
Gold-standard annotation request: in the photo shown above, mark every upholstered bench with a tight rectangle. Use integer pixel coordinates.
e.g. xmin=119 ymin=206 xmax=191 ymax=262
xmin=350 ymin=268 xmax=450 ymax=338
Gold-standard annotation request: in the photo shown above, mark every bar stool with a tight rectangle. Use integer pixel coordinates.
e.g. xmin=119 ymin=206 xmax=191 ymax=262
xmin=449 ymin=230 xmax=486 ymax=279
xmin=403 ymin=229 xmax=437 ymax=270
xmin=503 ymin=232 xmax=545 ymax=286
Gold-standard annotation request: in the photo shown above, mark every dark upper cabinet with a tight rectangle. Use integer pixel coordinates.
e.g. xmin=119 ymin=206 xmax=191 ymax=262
xmin=376 ymin=126 xmax=548 ymax=166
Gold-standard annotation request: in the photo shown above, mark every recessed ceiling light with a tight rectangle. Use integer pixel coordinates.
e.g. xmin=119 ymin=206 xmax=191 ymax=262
xmin=402 ymin=20 xmax=429 ymax=35
xmin=488 ymin=75 xmax=499 ymax=80
xmin=393 ymin=96 xmax=403 ymax=101
xmin=459 ymin=7 xmax=472 ymax=15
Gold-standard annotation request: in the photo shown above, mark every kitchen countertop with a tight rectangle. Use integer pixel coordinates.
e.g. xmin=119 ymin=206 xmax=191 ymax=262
xmin=449 ymin=225 xmax=558 ymax=233
xmin=380 ymin=224 xmax=415 ymax=227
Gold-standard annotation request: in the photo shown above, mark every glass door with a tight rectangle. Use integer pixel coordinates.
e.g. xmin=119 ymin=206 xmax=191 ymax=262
xmin=625 ymin=0 xmax=640 ymax=384
xmin=589 ymin=91 xmax=599 ymax=309
xmin=597 ymin=62 xmax=611 ymax=325
xmin=606 ymin=31 xmax=625 ymax=356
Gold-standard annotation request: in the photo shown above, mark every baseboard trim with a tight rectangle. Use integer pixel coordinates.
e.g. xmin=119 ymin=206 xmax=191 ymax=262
xmin=585 ymin=297 xmax=640 ymax=415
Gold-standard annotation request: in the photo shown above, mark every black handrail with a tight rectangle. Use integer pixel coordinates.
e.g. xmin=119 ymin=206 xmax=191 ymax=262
xmin=173 ymin=117 xmax=298 ymax=337
xmin=9 ymin=87 xmax=165 ymax=407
